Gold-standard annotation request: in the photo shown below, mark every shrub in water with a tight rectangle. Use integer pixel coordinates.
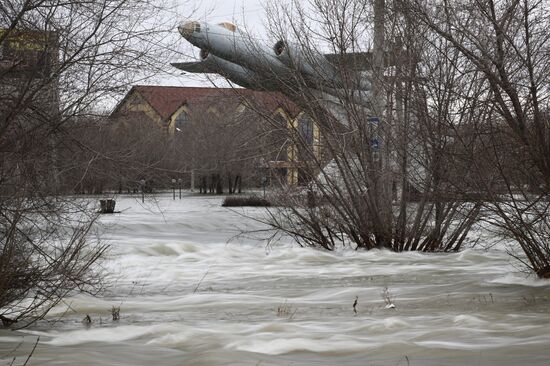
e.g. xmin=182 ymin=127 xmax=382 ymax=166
xmin=222 ymin=196 xmax=271 ymax=207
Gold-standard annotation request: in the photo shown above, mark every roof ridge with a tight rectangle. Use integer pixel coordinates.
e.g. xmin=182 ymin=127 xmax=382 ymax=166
xmin=114 ymin=85 xmax=300 ymax=120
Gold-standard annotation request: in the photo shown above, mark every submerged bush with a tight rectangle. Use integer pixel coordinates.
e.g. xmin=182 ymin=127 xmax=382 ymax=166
xmin=222 ymin=196 xmax=271 ymax=207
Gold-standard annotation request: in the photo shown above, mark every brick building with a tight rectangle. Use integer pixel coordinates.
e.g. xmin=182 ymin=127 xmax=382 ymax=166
xmin=0 ymin=29 xmax=60 ymax=193
xmin=111 ymin=85 xmax=321 ymax=186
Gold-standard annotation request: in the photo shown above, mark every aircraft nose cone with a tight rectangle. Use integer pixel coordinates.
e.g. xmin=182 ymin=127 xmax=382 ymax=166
xmin=178 ymin=21 xmax=198 ymax=38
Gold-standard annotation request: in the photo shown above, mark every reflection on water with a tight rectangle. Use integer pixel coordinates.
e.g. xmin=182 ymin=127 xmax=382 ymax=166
xmin=1 ymin=194 xmax=550 ymax=365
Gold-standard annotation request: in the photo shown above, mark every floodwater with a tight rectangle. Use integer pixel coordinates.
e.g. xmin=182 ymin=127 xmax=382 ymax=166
xmin=1 ymin=194 xmax=550 ymax=365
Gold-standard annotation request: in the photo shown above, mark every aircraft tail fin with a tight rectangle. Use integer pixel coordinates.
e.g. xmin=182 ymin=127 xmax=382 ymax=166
xmin=171 ymin=62 xmax=217 ymax=73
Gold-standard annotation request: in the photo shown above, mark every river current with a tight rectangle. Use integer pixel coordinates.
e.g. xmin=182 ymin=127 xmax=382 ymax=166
xmin=1 ymin=194 xmax=550 ymax=365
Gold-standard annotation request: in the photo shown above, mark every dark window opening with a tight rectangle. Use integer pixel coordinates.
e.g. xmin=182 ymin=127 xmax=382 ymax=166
xmin=175 ymin=111 xmax=189 ymax=131
xmin=299 ymin=117 xmax=314 ymax=145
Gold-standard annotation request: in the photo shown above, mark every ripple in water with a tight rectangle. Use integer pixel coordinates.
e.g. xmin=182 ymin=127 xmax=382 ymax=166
xmin=2 ymin=195 xmax=549 ymax=366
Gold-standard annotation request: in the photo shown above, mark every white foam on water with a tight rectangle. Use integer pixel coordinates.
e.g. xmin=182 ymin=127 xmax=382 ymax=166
xmin=488 ymin=273 xmax=550 ymax=287
xmin=4 ymin=195 xmax=550 ymax=366
xmin=226 ymin=336 xmax=369 ymax=355
xmin=28 ymin=324 xmax=178 ymax=346
xmin=452 ymin=314 xmax=487 ymax=327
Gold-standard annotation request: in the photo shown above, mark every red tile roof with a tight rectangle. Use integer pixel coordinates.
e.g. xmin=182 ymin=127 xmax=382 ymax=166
xmin=114 ymin=85 xmax=301 ymax=121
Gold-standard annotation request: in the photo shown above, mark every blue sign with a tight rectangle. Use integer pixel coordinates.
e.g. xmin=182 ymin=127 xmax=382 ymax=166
xmin=371 ymin=138 xmax=379 ymax=150
xmin=368 ymin=117 xmax=380 ymax=125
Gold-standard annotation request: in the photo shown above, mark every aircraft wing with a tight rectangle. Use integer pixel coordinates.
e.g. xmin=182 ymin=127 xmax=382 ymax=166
xmin=171 ymin=61 xmax=217 ymax=74
xmin=323 ymin=52 xmax=372 ymax=70
xmin=324 ymin=52 xmax=394 ymax=70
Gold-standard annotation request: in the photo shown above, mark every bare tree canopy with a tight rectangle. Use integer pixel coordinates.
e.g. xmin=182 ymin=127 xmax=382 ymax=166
xmin=0 ymin=0 xmax=187 ymax=327
xmin=402 ymin=0 xmax=550 ymax=276
xmin=176 ymin=0 xmax=549 ymax=277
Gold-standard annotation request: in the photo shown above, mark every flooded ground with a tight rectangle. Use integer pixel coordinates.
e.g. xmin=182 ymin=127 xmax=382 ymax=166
xmin=1 ymin=194 xmax=550 ymax=365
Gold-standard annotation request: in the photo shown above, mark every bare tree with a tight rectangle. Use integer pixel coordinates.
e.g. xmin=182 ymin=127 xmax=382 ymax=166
xmin=174 ymin=94 xmax=289 ymax=194
xmin=0 ymin=0 xmax=186 ymax=327
xmin=406 ymin=0 xmax=550 ymax=276
xmin=241 ymin=0 xmax=482 ymax=252
xmin=57 ymin=113 xmax=176 ymax=194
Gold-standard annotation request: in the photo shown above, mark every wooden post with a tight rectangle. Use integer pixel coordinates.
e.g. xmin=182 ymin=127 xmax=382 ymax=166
xmin=99 ymin=199 xmax=116 ymax=214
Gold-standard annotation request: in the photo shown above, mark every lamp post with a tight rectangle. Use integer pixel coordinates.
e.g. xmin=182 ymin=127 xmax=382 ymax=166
xmin=171 ymin=178 xmax=176 ymax=200
xmin=261 ymin=176 xmax=267 ymax=199
xmin=259 ymin=157 xmax=268 ymax=199
xmin=140 ymin=179 xmax=145 ymax=203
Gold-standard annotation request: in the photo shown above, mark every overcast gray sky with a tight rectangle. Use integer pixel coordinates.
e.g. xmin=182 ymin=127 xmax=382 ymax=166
xmin=191 ymin=0 xmax=268 ymax=31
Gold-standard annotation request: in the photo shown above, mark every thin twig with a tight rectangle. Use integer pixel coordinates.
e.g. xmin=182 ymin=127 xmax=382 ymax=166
xmin=193 ymin=269 xmax=209 ymax=294
xmin=23 ymin=336 xmax=39 ymax=366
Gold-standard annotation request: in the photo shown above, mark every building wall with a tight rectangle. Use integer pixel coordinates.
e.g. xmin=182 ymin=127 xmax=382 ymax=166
xmin=114 ymin=91 xmax=164 ymax=130
xmin=0 ymin=29 xmax=60 ymax=193
xmin=111 ymin=87 xmax=322 ymax=187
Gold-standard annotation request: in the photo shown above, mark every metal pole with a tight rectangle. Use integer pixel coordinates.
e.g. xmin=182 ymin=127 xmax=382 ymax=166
xmin=172 ymin=179 xmax=176 ymax=200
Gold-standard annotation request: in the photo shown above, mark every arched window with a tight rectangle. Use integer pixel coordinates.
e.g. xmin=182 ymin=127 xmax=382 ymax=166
xmin=174 ymin=111 xmax=189 ymax=132
xmin=298 ymin=116 xmax=313 ymax=145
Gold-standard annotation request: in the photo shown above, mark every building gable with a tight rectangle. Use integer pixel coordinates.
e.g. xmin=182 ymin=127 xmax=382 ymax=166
xmin=111 ymin=88 xmax=164 ymax=129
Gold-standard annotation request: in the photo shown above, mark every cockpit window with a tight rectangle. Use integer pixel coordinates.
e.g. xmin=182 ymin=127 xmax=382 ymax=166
xmin=218 ymin=22 xmax=237 ymax=32
xmin=194 ymin=23 xmax=201 ymax=33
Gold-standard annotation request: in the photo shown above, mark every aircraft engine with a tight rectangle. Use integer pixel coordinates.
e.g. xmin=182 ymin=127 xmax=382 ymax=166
xmin=200 ymin=49 xmax=210 ymax=60
xmin=200 ymin=49 xmax=274 ymax=90
xmin=273 ymin=40 xmax=373 ymax=91
xmin=273 ymin=40 xmax=336 ymax=82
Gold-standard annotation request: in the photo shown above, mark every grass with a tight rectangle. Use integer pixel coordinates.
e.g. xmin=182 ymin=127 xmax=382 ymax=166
xmin=276 ymin=300 xmax=297 ymax=319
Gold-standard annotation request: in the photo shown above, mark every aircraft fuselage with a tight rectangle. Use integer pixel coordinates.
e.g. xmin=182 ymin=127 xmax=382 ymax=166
xmin=175 ymin=20 xmax=373 ymax=109
xmin=179 ymin=21 xmax=289 ymax=78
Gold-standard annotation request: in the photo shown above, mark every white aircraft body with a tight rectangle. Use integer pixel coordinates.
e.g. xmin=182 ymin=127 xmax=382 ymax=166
xmin=173 ymin=21 xmax=373 ymax=107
